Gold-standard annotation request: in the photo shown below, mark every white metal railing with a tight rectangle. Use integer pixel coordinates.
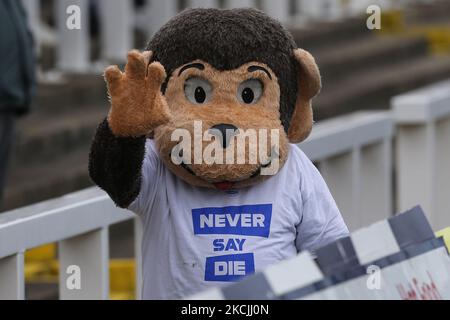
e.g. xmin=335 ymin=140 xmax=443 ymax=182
xmin=299 ymin=111 xmax=394 ymax=231
xmin=2 ymin=73 xmax=450 ymax=298
xmin=20 ymin=0 xmax=422 ymax=73
xmin=392 ymin=79 xmax=450 ymax=231
xmin=0 ymin=188 xmax=141 ymax=300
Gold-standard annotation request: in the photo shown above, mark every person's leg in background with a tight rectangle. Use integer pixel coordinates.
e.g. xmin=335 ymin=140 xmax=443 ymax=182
xmin=0 ymin=112 xmax=16 ymax=208
xmin=0 ymin=0 xmax=36 ymax=209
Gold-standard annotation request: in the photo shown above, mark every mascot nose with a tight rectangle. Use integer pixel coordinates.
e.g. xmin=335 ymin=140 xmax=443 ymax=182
xmin=210 ymin=124 xmax=239 ymax=148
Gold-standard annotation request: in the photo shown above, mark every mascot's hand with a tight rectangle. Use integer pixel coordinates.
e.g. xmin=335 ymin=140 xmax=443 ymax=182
xmin=104 ymin=50 xmax=171 ymax=137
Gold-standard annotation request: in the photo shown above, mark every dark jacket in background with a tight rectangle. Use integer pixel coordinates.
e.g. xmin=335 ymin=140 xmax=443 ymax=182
xmin=0 ymin=0 xmax=36 ymax=116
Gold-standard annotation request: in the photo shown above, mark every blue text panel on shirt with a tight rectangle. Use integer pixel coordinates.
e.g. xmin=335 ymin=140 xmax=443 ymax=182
xmin=205 ymin=253 xmax=255 ymax=281
xmin=192 ymin=204 xmax=273 ymax=238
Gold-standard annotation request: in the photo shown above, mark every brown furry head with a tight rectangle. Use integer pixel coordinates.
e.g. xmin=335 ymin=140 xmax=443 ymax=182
xmin=145 ymin=8 xmax=321 ymax=189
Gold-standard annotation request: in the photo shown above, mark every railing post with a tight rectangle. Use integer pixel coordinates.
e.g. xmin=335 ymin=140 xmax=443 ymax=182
xmin=55 ymin=0 xmax=90 ymax=72
xmin=59 ymin=228 xmax=109 ymax=300
xmin=396 ymin=122 xmax=442 ymax=228
xmin=224 ymin=0 xmax=256 ymax=9
xmin=98 ymin=0 xmax=133 ymax=63
xmin=393 ymin=79 xmax=450 ymax=230
xmin=134 ymin=218 xmax=143 ymax=300
xmin=261 ymin=0 xmax=290 ymax=23
xmin=435 ymin=116 xmax=450 ymax=229
xmin=319 ymin=149 xmax=362 ymax=231
xmin=0 ymin=253 xmax=25 ymax=300
xmin=299 ymin=111 xmax=394 ymax=231
xmin=146 ymin=0 xmax=178 ymax=38
xmin=359 ymin=138 xmax=393 ymax=226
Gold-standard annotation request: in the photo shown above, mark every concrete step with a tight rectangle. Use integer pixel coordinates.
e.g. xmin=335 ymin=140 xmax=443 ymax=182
xmin=12 ymin=104 xmax=107 ymax=166
xmin=313 ymin=35 xmax=428 ymax=83
xmin=291 ymin=17 xmax=371 ymax=50
xmin=404 ymin=0 xmax=450 ymax=26
xmin=3 ymin=146 xmax=93 ymax=211
xmin=35 ymin=73 xmax=107 ymax=115
xmin=34 ymin=20 xmax=371 ymax=114
xmin=314 ymin=55 xmax=450 ymax=120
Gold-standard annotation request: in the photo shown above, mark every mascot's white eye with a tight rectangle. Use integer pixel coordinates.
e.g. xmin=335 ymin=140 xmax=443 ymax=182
xmin=238 ymin=79 xmax=263 ymax=104
xmin=184 ymin=77 xmax=212 ymax=104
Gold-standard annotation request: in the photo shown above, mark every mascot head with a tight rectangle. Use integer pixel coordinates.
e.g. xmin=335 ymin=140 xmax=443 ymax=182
xmin=145 ymin=8 xmax=321 ymax=190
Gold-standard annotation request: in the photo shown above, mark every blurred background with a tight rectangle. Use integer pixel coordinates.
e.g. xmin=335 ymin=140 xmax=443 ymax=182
xmin=2 ymin=0 xmax=450 ymax=212
xmin=1 ymin=0 xmax=450 ymax=300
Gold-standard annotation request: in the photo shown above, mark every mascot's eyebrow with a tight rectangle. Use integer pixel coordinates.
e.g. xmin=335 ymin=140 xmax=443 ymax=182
xmin=179 ymin=63 xmax=205 ymax=76
xmin=248 ymin=65 xmax=272 ymax=80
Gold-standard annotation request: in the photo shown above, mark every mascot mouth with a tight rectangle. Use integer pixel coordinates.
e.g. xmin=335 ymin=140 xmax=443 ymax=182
xmin=179 ymin=154 xmax=275 ymax=190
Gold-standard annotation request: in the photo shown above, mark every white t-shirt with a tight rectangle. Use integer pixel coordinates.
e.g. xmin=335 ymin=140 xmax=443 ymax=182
xmin=129 ymin=140 xmax=349 ymax=299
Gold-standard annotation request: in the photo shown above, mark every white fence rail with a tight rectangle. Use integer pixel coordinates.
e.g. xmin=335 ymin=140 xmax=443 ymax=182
xmin=299 ymin=111 xmax=394 ymax=231
xmin=1 ymin=77 xmax=450 ymax=299
xmin=21 ymin=0 xmax=425 ymax=72
xmin=393 ymin=79 xmax=450 ymax=230
xmin=0 ymin=188 xmax=140 ymax=300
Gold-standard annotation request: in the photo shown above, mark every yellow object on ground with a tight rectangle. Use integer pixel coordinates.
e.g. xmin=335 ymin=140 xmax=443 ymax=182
xmin=380 ymin=10 xmax=406 ymax=34
xmin=25 ymin=244 xmax=59 ymax=283
xmin=25 ymin=243 xmax=56 ymax=262
xmin=25 ymin=260 xmax=59 ymax=283
xmin=409 ymin=26 xmax=450 ymax=54
xmin=110 ymin=259 xmax=136 ymax=300
xmin=25 ymin=244 xmax=136 ymax=300
xmin=436 ymin=227 xmax=450 ymax=251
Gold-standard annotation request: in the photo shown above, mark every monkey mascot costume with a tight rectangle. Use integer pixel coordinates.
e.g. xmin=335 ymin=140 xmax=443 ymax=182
xmin=89 ymin=8 xmax=348 ymax=299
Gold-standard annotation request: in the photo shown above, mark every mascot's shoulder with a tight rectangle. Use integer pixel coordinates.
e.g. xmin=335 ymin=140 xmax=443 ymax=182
xmin=287 ymin=144 xmax=316 ymax=174
xmin=144 ymin=138 xmax=159 ymax=155
xmin=289 ymin=144 xmax=308 ymax=162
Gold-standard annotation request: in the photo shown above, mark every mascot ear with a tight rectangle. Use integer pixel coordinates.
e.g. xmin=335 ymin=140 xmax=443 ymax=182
xmin=287 ymin=49 xmax=322 ymax=143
